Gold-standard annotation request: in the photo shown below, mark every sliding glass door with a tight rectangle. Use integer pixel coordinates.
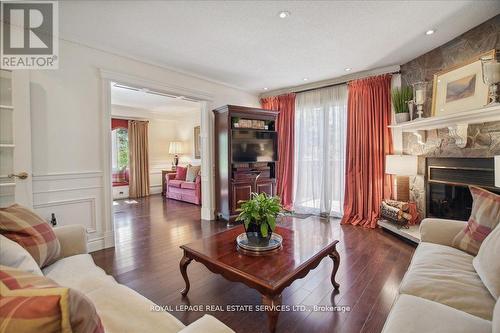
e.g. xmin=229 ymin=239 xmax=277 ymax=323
xmin=293 ymin=85 xmax=347 ymax=217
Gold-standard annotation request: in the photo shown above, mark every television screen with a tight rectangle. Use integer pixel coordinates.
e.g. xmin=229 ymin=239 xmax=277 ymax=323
xmin=231 ymin=131 xmax=277 ymax=163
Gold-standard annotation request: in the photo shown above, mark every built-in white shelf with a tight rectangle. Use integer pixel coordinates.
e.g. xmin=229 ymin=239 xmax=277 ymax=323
xmin=0 ymin=105 xmax=14 ymax=110
xmin=0 ymin=182 xmax=15 ymax=187
xmin=0 ymin=144 xmax=15 ymax=148
xmin=389 ymin=104 xmax=500 ymax=148
xmin=377 ymin=219 xmax=420 ymax=243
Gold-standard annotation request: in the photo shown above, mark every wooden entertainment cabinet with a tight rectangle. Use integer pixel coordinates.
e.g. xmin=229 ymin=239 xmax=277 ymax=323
xmin=213 ymin=105 xmax=279 ymax=221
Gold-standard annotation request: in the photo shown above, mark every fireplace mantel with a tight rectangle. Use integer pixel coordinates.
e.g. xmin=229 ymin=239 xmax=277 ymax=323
xmin=389 ymin=104 xmax=500 ymax=148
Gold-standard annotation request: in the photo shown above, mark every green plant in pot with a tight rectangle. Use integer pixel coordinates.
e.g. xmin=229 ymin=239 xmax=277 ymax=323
xmin=236 ymin=192 xmax=284 ymax=246
xmin=392 ymin=87 xmax=413 ymax=123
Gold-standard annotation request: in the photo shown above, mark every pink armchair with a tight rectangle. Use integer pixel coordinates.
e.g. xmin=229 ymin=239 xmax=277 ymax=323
xmin=165 ymin=173 xmax=201 ymax=205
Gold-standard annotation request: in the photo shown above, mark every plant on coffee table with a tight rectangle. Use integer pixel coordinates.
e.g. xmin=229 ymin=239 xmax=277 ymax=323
xmin=236 ymin=192 xmax=284 ymax=246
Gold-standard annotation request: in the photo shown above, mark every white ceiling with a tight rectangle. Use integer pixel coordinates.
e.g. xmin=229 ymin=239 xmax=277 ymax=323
xmin=111 ymin=85 xmax=200 ymax=119
xmin=60 ymin=1 xmax=500 ymax=93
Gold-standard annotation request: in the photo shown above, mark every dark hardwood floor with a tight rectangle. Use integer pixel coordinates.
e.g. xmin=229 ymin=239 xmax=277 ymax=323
xmin=92 ymin=195 xmax=415 ymax=333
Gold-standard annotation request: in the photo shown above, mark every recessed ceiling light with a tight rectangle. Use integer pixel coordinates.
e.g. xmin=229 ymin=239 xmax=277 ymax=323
xmin=345 ymin=68 xmax=352 ymax=72
xmin=278 ymin=11 xmax=290 ymax=19
xmin=263 ymin=87 xmax=269 ymax=90
xmin=303 ymin=78 xmax=308 ymax=81
xmin=425 ymin=29 xmax=435 ymax=35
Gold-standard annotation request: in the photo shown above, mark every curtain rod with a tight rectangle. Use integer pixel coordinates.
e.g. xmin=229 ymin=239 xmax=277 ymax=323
xmin=293 ymin=70 xmax=401 ymax=94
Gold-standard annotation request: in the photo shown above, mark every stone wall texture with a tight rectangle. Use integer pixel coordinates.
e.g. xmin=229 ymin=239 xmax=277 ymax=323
xmin=400 ymin=15 xmax=500 ymax=217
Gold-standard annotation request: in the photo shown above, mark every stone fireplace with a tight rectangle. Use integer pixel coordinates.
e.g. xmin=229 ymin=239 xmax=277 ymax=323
xmin=426 ymin=157 xmax=499 ymax=221
xmin=399 ymin=16 xmax=500 ymax=219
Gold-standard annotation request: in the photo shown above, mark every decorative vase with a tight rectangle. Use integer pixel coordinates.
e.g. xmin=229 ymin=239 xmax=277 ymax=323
xmin=395 ymin=112 xmax=410 ymax=124
xmin=244 ymin=222 xmax=272 ymax=246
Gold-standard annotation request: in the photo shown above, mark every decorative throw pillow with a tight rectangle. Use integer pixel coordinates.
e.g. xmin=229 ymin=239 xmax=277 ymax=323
xmin=0 ymin=235 xmax=43 ymax=276
xmin=175 ymin=166 xmax=187 ymax=180
xmin=473 ymin=224 xmax=500 ymax=299
xmin=0 ymin=265 xmax=104 ymax=333
xmin=185 ymin=165 xmax=201 ymax=182
xmin=452 ymin=186 xmax=500 ymax=255
xmin=0 ymin=204 xmax=61 ymax=268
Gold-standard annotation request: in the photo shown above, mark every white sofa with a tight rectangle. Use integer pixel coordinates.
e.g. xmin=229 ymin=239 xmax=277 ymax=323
xmin=382 ymin=218 xmax=499 ymax=333
xmin=4 ymin=225 xmax=234 ymax=333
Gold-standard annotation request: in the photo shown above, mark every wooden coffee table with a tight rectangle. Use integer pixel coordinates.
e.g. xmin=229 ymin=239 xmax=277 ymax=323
xmin=179 ymin=223 xmax=340 ymax=333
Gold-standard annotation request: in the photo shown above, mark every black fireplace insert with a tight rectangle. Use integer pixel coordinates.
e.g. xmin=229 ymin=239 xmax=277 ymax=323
xmin=425 ymin=157 xmax=499 ymax=221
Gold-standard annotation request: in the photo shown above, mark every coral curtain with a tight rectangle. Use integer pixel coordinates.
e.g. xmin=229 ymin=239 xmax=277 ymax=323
xmin=128 ymin=120 xmax=150 ymax=198
xmin=341 ymin=74 xmax=393 ymax=228
xmin=260 ymin=93 xmax=295 ymax=209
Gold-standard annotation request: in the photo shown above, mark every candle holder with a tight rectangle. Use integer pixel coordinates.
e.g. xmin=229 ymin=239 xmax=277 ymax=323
xmin=481 ymin=54 xmax=500 ymax=105
xmin=412 ymin=81 xmax=428 ymax=119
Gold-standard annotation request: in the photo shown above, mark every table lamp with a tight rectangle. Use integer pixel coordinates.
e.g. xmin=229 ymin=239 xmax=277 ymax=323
xmin=169 ymin=141 xmax=183 ymax=169
xmin=495 ymin=156 xmax=500 ymax=188
xmin=385 ymin=155 xmax=418 ymax=202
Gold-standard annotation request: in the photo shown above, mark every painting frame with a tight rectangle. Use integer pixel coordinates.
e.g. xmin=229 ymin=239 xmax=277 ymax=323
xmin=194 ymin=125 xmax=201 ymax=159
xmin=431 ymin=49 xmax=495 ymax=117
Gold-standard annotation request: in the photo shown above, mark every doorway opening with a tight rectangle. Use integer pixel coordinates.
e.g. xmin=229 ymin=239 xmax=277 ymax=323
xmin=109 ymin=81 xmax=204 ymax=232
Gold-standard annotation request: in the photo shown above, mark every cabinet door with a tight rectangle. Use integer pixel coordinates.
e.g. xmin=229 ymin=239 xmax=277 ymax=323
xmin=256 ymin=182 xmax=274 ymax=197
xmin=232 ymin=183 xmax=252 ymax=212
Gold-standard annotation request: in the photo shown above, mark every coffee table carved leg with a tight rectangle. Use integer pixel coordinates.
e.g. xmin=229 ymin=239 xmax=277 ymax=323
xmin=179 ymin=253 xmax=192 ymax=297
xmin=262 ymin=294 xmax=282 ymax=333
xmin=329 ymin=245 xmax=340 ymax=290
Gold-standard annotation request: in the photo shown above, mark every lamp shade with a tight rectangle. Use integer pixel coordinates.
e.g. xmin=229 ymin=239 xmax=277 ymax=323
xmin=169 ymin=141 xmax=183 ymax=155
xmin=385 ymin=155 xmax=418 ymax=176
xmin=495 ymin=156 xmax=500 ymax=187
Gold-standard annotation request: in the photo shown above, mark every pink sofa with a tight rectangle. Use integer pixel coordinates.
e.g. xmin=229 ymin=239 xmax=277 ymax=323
xmin=165 ymin=173 xmax=201 ymax=205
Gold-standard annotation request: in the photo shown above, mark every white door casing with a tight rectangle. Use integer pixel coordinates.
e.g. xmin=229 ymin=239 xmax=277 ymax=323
xmin=0 ymin=70 xmax=33 ymax=208
xmin=100 ymin=70 xmax=216 ymax=249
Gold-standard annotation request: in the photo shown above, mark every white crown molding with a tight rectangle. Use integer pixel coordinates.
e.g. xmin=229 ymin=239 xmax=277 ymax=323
xmin=260 ymin=64 xmax=401 ymax=98
xmin=100 ymin=69 xmax=215 ymax=102
xmin=60 ymin=37 xmax=252 ymax=94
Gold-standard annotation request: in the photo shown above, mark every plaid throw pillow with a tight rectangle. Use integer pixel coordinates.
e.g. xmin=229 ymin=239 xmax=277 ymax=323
xmin=0 ymin=204 xmax=60 ymax=268
xmin=452 ymin=186 xmax=500 ymax=255
xmin=0 ymin=265 xmax=104 ymax=333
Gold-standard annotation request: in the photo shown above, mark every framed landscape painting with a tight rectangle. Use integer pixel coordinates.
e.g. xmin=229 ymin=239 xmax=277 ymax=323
xmin=431 ymin=49 xmax=495 ymax=116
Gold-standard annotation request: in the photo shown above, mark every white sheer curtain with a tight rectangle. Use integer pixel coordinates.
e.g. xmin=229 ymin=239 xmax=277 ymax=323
xmin=293 ymin=84 xmax=348 ymax=217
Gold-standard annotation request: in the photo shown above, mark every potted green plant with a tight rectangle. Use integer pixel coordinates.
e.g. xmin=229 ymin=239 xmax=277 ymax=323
xmin=236 ymin=192 xmax=284 ymax=246
xmin=392 ymin=87 xmax=413 ymax=123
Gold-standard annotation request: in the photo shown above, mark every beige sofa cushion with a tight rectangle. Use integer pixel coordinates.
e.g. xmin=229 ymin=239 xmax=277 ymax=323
xmin=474 ymin=224 xmax=500 ymax=299
xmin=178 ymin=315 xmax=234 ymax=333
xmin=44 ymin=254 xmax=187 ymax=333
xmin=382 ymin=294 xmax=491 ymax=333
xmin=43 ymin=254 xmax=115 ymax=294
xmin=86 ymin=282 xmax=186 ymax=333
xmin=400 ymin=242 xmax=495 ymax=320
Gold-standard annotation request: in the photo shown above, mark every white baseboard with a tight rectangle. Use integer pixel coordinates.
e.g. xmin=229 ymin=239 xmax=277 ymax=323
xmin=88 ymin=231 xmax=115 ymax=252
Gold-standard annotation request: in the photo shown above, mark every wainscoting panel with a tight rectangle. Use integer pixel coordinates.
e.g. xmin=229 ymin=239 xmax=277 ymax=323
xmin=32 ymin=171 xmax=112 ymax=251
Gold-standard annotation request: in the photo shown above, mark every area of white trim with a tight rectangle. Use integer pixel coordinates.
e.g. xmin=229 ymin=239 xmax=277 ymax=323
xmin=32 ymin=171 xmax=103 ymax=181
xmin=87 ymin=231 xmax=115 ymax=253
xmin=62 ymin=37 xmax=248 ymax=93
xmin=100 ymin=70 xmax=216 ymax=249
xmin=378 ymin=219 xmax=420 ymax=243
xmin=100 ymin=69 xmax=214 ymax=102
xmin=261 ymin=64 xmax=400 ymax=98
xmin=389 ymin=104 xmax=500 ymax=148
xmin=388 ymin=104 xmax=500 ymax=131
xmin=34 ymin=197 xmax=97 ymax=233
